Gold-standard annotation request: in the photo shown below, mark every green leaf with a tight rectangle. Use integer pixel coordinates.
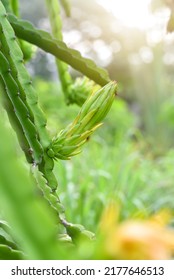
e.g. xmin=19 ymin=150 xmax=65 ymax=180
xmin=0 ymin=245 xmax=24 ymax=260
xmin=0 ymin=234 xmax=18 ymax=250
xmin=0 ymin=220 xmax=10 ymax=233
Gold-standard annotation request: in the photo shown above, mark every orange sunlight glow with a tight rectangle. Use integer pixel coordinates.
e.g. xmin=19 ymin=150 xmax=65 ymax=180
xmin=97 ymin=0 xmax=153 ymax=29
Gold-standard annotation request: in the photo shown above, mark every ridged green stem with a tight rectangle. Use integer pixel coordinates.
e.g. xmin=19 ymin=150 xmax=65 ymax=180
xmin=59 ymin=0 xmax=71 ymax=17
xmin=45 ymin=0 xmax=72 ymax=101
xmin=0 ymin=76 xmax=33 ymax=163
xmin=8 ymin=14 xmax=110 ymax=86
xmin=0 ymin=117 xmax=65 ymax=259
xmin=10 ymin=0 xmax=19 ymax=16
xmin=0 ymin=2 xmax=58 ymax=190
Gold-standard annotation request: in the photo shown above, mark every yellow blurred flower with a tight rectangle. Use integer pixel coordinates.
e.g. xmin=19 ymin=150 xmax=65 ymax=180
xmin=98 ymin=204 xmax=174 ymax=260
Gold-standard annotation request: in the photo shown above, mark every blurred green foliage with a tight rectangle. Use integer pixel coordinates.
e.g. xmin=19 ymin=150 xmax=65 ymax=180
xmin=36 ymin=78 xmax=174 ymax=233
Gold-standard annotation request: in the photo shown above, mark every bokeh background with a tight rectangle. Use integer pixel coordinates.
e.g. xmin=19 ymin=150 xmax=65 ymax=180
xmin=18 ymin=0 xmax=174 ymax=232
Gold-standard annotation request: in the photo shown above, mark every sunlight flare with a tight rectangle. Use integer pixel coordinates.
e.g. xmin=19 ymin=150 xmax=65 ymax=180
xmin=97 ymin=0 xmax=153 ymax=29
